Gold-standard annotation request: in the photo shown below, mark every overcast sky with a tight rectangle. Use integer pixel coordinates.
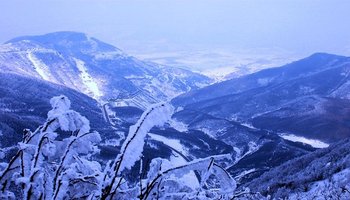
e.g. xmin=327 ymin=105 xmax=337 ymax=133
xmin=1 ymin=0 xmax=350 ymax=74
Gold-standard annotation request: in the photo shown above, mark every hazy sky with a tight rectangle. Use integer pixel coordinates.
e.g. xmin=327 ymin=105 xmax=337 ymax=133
xmin=1 ymin=0 xmax=350 ymax=74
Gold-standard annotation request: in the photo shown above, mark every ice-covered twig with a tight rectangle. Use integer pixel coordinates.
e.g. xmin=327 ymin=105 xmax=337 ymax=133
xmin=101 ymin=102 xmax=173 ymax=199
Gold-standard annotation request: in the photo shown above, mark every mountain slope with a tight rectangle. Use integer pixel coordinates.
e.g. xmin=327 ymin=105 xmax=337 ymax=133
xmin=0 ymin=72 xmax=234 ymax=177
xmin=173 ymin=53 xmax=349 ymax=106
xmin=0 ymin=72 xmax=114 ymax=157
xmin=0 ymin=31 xmax=211 ymax=108
xmin=168 ymin=53 xmax=350 ymax=186
xmin=172 ymin=108 xmax=316 ymax=179
xmin=252 ymin=96 xmax=350 ymax=143
xmin=245 ymin=138 xmax=350 ymax=199
xmin=173 ymin=53 xmax=350 ymax=142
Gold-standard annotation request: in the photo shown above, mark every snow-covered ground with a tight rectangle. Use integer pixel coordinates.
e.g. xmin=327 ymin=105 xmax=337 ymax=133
xmin=289 ymin=168 xmax=350 ymax=199
xmin=235 ymin=168 xmax=256 ymax=180
xmin=27 ymin=52 xmax=51 ymax=81
xmin=0 ymin=33 xmax=212 ymax=108
xmin=74 ymin=58 xmax=103 ymax=99
xmin=130 ymin=48 xmax=299 ymax=81
xmin=167 ymin=155 xmax=200 ymax=189
xmin=168 ymin=119 xmax=188 ymax=132
xmin=148 ymin=133 xmax=188 ymax=156
xmin=279 ymin=133 xmax=329 ymax=148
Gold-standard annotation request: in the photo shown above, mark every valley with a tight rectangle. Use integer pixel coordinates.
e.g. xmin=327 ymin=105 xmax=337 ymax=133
xmin=0 ymin=32 xmax=349 ymax=199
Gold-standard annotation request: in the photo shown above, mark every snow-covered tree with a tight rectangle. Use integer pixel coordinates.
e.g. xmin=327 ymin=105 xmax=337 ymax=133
xmin=0 ymin=95 xmax=101 ymax=199
xmin=0 ymin=96 xmax=237 ymax=199
xmin=139 ymin=154 xmax=237 ymax=199
xmin=100 ymin=103 xmax=174 ymax=199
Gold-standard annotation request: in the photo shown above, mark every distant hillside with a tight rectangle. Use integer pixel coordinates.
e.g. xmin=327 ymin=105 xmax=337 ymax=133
xmin=1 ymin=31 xmax=211 ymax=108
xmin=245 ymin=138 xmax=350 ymax=199
xmin=173 ymin=53 xmax=350 ymax=142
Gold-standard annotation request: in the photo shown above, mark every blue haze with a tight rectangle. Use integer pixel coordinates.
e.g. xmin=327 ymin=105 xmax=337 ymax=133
xmin=1 ymin=0 xmax=350 ymax=73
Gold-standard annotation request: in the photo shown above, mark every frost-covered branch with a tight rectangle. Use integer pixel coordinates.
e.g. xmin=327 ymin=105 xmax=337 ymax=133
xmin=101 ymin=102 xmax=173 ymax=199
xmin=0 ymin=95 xmax=102 ymax=200
xmin=52 ymin=131 xmax=101 ymax=199
xmin=0 ymin=96 xmax=238 ymax=199
xmin=142 ymin=154 xmax=236 ymax=199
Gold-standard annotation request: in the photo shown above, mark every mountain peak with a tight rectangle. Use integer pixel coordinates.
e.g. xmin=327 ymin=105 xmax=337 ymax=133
xmin=6 ymin=31 xmax=88 ymax=44
xmin=5 ymin=31 xmax=122 ymax=55
xmin=307 ymin=52 xmax=348 ymax=60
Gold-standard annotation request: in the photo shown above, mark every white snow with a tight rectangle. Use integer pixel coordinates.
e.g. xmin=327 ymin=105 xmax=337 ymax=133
xmin=279 ymin=133 xmax=329 ymax=148
xmin=124 ymin=75 xmax=145 ymax=79
xmin=150 ymin=78 xmax=180 ymax=99
xmin=230 ymin=117 xmax=259 ymax=130
xmin=240 ymin=122 xmax=259 ymax=130
xmin=102 ymin=138 xmax=123 ymax=147
xmin=234 ymin=168 xmax=256 ymax=180
xmin=48 ymin=95 xmax=91 ymax=134
xmin=118 ymin=103 xmax=174 ymax=172
xmin=168 ymin=155 xmax=200 ymax=189
xmin=74 ymin=58 xmax=102 ymax=100
xmin=133 ymin=48 xmax=297 ymax=81
xmin=194 ymin=82 xmax=209 ymax=88
xmin=244 ymin=142 xmax=260 ymax=158
xmin=175 ymin=106 xmax=184 ymax=112
xmin=299 ymin=86 xmax=315 ymax=94
xmin=289 ymin=168 xmax=350 ymax=199
xmin=230 ymin=142 xmax=261 ymax=166
xmin=257 ymin=78 xmax=272 ymax=86
xmin=199 ymin=128 xmax=216 ymax=138
xmin=148 ymin=133 xmax=188 ymax=156
xmin=27 ymin=52 xmax=50 ymax=81
xmin=168 ymin=119 xmax=188 ymax=132
xmin=232 ymin=147 xmax=242 ymax=163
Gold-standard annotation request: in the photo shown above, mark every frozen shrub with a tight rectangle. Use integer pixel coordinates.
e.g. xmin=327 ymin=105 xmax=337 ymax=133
xmin=0 ymin=96 xmax=237 ymax=199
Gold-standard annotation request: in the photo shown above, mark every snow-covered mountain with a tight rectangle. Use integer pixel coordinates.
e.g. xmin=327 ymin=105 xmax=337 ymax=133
xmin=0 ymin=72 xmax=231 ymax=172
xmin=173 ymin=53 xmax=350 ymax=105
xmin=172 ymin=108 xmax=316 ymax=184
xmin=169 ymin=53 xmax=350 ymax=185
xmin=0 ymin=72 xmax=114 ymax=159
xmin=1 ymin=31 xmax=350 ymax=198
xmin=0 ymin=32 xmax=231 ymax=185
xmin=173 ymin=53 xmax=350 ymax=142
xmin=245 ymin=138 xmax=350 ymax=199
xmin=0 ymin=31 xmax=211 ymax=108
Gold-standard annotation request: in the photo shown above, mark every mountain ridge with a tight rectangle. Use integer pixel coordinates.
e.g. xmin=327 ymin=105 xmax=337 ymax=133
xmin=1 ymin=31 xmax=212 ymax=108
xmin=173 ymin=52 xmax=350 ymax=106
xmin=172 ymin=52 xmax=350 ymax=142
